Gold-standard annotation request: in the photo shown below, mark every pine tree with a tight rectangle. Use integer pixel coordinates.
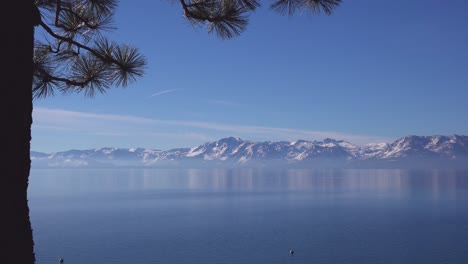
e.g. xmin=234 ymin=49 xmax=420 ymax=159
xmin=33 ymin=0 xmax=146 ymax=98
xmin=1 ymin=0 xmax=340 ymax=263
xmin=179 ymin=0 xmax=341 ymax=39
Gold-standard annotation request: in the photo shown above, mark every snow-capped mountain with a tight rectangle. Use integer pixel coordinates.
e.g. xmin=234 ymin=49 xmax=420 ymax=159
xmin=32 ymin=147 xmax=161 ymax=168
xmin=376 ymin=135 xmax=468 ymax=159
xmin=31 ymin=135 xmax=468 ymax=168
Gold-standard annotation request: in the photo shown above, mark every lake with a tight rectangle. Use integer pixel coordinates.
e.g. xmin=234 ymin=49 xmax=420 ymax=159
xmin=29 ymin=168 xmax=468 ymax=264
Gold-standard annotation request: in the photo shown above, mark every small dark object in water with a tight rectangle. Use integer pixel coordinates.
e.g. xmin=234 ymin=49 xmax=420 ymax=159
xmin=59 ymin=257 xmax=64 ymax=263
xmin=289 ymin=249 xmax=294 ymax=255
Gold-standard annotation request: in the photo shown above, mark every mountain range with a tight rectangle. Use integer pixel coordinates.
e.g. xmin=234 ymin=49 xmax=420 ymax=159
xmin=31 ymin=135 xmax=468 ymax=169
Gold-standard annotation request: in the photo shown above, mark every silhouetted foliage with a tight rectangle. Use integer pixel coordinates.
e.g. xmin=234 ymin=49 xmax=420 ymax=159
xmin=33 ymin=0 xmax=342 ymax=98
xmin=3 ymin=1 xmax=341 ymax=263
xmin=33 ymin=0 xmax=147 ymax=98
xmin=180 ymin=0 xmax=342 ymax=38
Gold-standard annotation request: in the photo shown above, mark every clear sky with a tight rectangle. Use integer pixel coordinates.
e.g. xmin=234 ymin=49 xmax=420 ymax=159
xmin=32 ymin=0 xmax=468 ymax=153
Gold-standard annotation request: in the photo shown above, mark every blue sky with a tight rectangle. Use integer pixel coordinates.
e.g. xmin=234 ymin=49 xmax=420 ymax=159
xmin=32 ymin=0 xmax=468 ymax=152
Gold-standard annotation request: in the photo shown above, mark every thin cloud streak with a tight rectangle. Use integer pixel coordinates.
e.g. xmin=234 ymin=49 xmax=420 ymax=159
xmin=150 ymin=89 xmax=177 ymax=97
xmin=34 ymin=107 xmax=154 ymax=124
xmin=33 ymin=107 xmax=393 ymax=146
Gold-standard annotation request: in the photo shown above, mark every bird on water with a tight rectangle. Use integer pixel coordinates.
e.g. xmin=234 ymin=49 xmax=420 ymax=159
xmin=289 ymin=249 xmax=294 ymax=255
xmin=59 ymin=257 xmax=64 ymax=263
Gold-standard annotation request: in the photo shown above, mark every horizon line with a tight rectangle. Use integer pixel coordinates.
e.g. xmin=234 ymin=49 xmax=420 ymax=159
xmin=30 ymin=134 xmax=467 ymax=153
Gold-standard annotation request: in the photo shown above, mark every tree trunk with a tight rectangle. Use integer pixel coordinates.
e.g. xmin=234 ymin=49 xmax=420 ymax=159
xmin=1 ymin=1 xmax=35 ymax=263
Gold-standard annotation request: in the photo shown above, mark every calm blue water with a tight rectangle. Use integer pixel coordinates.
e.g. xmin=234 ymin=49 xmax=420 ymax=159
xmin=29 ymin=169 xmax=468 ymax=264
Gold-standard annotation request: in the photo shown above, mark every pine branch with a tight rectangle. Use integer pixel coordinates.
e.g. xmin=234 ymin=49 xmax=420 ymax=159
xmin=271 ymin=0 xmax=341 ymax=15
xmin=39 ymin=20 xmax=118 ymax=67
xmin=179 ymin=0 xmax=252 ymax=39
xmin=34 ymin=1 xmax=146 ymax=98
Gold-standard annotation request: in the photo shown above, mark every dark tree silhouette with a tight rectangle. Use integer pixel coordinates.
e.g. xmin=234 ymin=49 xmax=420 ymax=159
xmin=2 ymin=2 xmax=36 ymax=263
xmin=2 ymin=0 xmax=340 ymax=263
xmin=33 ymin=0 xmax=146 ymax=98
xmin=180 ymin=0 xmax=341 ymax=39
xmin=4 ymin=1 xmax=146 ymax=262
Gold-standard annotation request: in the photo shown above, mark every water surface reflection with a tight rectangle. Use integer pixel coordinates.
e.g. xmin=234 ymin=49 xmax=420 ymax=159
xmin=29 ymin=169 xmax=468 ymax=264
xmin=29 ymin=169 xmax=468 ymax=198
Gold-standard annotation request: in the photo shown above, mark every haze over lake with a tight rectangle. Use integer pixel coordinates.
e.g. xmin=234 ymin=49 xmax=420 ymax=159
xmin=29 ymin=169 xmax=468 ymax=264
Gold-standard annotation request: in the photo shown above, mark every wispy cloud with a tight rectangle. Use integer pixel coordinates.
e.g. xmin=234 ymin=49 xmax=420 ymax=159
xmin=150 ymin=89 xmax=177 ymax=97
xmin=33 ymin=107 xmax=393 ymax=147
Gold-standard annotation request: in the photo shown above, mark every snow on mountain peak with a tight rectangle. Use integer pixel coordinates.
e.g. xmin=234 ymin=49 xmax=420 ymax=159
xmin=31 ymin=135 xmax=468 ymax=168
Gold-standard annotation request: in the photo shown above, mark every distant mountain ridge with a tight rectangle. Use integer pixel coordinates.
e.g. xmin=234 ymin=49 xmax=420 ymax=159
xmin=31 ymin=135 xmax=468 ymax=169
